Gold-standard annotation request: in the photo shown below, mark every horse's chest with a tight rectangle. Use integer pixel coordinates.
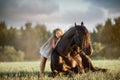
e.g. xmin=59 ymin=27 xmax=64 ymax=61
xmin=64 ymin=55 xmax=77 ymax=68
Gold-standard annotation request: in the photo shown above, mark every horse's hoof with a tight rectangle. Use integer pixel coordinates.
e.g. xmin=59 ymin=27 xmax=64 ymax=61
xmin=102 ymin=69 xmax=108 ymax=73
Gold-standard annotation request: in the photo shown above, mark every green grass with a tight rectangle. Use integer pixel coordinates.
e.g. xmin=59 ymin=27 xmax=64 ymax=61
xmin=0 ymin=60 xmax=120 ymax=80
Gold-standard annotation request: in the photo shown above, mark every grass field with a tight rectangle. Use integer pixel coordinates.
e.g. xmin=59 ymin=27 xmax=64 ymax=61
xmin=0 ymin=60 xmax=120 ymax=80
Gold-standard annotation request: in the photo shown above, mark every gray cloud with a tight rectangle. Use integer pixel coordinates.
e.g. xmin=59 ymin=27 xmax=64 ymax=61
xmin=0 ymin=0 xmax=119 ymax=31
xmin=0 ymin=0 xmax=59 ymax=20
xmin=86 ymin=0 xmax=120 ymax=13
xmin=49 ymin=7 xmax=104 ymax=25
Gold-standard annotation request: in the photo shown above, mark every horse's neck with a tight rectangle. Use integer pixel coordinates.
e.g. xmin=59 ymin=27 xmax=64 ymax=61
xmin=56 ymin=27 xmax=75 ymax=56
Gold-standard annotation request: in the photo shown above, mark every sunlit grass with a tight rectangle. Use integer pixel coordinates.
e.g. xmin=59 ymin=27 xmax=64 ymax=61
xmin=0 ymin=60 xmax=120 ymax=80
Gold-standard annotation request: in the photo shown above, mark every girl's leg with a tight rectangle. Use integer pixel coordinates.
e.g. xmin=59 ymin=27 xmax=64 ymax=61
xmin=40 ymin=56 xmax=47 ymax=73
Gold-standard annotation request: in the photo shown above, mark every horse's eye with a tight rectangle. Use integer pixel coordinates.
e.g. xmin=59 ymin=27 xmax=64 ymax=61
xmin=75 ymin=38 xmax=79 ymax=43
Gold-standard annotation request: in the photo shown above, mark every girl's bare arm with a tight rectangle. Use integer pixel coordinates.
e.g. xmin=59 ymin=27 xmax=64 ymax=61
xmin=51 ymin=39 xmax=56 ymax=49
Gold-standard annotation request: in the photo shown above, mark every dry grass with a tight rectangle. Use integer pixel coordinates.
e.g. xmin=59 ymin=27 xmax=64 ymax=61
xmin=0 ymin=60 xmax=120 ymax=80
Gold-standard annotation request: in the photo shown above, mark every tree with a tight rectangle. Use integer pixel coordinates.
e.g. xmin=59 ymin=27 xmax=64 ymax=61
xmin=0 ymin=21 xmax=8 ymax=48
xmin=0 ymin=46 xmax=25 ymax=61
xmin=0 ymin=21 xmax=51 ymax=61
xmin=25 ymin=22 xmax=32 ymax=31
xmin=93 ymin=17 xmax=120 ymax=59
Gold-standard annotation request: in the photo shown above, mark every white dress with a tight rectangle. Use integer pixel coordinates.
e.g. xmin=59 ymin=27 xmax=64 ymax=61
xmin=39 ymin=35 xmax=54 ymax=58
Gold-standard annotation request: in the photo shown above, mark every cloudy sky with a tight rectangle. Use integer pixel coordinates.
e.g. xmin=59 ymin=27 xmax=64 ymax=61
xmin=0 ymin=0 xmax=120 ymax=32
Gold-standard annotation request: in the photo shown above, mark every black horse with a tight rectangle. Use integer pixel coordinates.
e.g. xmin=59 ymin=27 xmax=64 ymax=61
xmin=51 ymin=23 xmax=107 ymax=77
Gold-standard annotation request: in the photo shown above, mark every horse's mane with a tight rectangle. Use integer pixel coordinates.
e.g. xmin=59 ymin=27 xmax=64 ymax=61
xmin=55 ymin=27 xmax=76 ymax=56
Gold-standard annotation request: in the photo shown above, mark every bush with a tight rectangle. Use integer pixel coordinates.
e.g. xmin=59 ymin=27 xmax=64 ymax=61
xmin=98 ymin=46 xmax=120 ymax=59
xmin=0 ymin=46 xmax=25 ymax=61
xmin=92 ymin=42 xmax=120 ymax=59
xmin=92 ymin=42 xmax=104 ymax=58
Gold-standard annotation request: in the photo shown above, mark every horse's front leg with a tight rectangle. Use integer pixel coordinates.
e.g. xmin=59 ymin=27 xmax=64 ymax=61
xmin=51 ymin=52 xmax=70 ymax=77
xmin=73 ymin=54 xmax=85 ymax=74
xmin=51 ymin=51 xmax=61 ymax=77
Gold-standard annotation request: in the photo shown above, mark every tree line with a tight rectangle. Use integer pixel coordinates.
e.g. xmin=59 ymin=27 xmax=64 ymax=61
xmin=0 ymin=22 xmax=51 ymax=61
xmin=0 ymin=17 xmax=120 ymax=61
xmin=91 ymin=17 xmax=120 ymax=59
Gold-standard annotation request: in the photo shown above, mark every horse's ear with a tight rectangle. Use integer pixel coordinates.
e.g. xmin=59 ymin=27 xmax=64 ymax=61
xmin=74 ymin=22 xmax=78 ymax=33
xmin=74 ymin=22 xmax=77 ymax=28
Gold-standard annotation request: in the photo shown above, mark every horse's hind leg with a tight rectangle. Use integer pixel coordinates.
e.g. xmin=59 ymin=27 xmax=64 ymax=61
xmin=80 ymin=53 xmax=107 ymax=72
xmin=80 ymin=53 xmax=97 ymax=72
xmin=82 ymin=55 xmax=107 ymax=72
xmin=92 ymin=67 xmax=108 ymax=72
xmin=52 ymin=70 xmax=59 ymax=77
xmin=51 ymin=59 xmax=58 ymax=77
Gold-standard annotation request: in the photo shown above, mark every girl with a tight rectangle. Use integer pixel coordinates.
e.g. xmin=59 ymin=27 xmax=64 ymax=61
xmin=40 ymin=28 xmax=63 ymax=73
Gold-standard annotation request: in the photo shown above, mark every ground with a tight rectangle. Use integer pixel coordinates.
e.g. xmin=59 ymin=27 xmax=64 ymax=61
xmin=0 ymin=60 xmax=120 ymax=80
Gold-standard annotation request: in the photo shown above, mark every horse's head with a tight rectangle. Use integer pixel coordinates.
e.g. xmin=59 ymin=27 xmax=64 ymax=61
xmin=73 ymin=22 xmax=90 ymax=49
xmin=73 ymin=22 xmax=93 ymax=56
xmin=55 ymin=22 xmax=93 ymax=56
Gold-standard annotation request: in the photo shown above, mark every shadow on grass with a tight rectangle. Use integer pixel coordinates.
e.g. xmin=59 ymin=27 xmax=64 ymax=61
xmin=0 ymin=71 xmax=53 ymax=78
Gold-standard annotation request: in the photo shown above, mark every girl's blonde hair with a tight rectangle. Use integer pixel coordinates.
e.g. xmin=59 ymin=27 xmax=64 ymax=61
xmin=53 ymin=28 xmax=63 ymax=37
